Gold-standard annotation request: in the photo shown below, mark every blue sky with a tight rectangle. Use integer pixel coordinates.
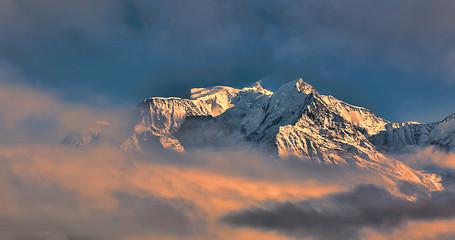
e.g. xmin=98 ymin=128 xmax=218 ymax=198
xmin=1 ymin=0 xmax=454 ymax=123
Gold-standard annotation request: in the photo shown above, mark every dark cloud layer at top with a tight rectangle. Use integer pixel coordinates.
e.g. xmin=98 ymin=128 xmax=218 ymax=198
xmin=0 ymin=0 xmax=454 ymax=122
xmin=220 ymin=184 xmax=455 ymax=240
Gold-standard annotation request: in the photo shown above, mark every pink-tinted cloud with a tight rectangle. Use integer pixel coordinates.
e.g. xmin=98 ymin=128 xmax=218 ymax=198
xmin=398 ymin=146 xmax=455 ymax=170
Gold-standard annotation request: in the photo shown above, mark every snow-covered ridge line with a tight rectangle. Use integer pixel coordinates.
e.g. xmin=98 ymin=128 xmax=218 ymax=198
xmin=126 ymin=81 xmax=272 ymax=152
xmin=371 ymin=112 xmax=455 ymax=152
xmin=120 ymin=78 xmax=448 ymax=195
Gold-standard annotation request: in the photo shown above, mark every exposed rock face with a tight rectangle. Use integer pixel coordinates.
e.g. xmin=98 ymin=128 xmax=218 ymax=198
xmin=124 ymin=78 xmax=449 ymax=193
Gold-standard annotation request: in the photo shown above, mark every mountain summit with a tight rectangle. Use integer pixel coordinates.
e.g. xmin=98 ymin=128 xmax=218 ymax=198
xmin=119 ymin=78 xmax=455 ymax=196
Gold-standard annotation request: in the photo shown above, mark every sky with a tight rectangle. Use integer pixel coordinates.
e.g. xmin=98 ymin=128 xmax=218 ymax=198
xmin=0 ymin=0 xmax=454 ymax=123
xmin=2 ymin=1 xmax=455 ymax=240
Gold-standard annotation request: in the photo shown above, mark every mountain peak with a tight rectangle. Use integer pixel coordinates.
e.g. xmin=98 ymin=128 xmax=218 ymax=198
xmin=296 ymin=78 xmax=317 ymax=95
xmin=271 ymin=78 xmax=316 ymax=97
xmin=189 ymin=85 xmax=239 ymax=100
xmin=241 ymin=81 xmax=273 ymax=95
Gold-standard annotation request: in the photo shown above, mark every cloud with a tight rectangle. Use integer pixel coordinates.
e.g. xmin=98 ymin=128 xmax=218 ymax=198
xmin=220 ymin=184 xmax=455 ymax=240
xmin=391 ymin=146 xmax=455 ymax=191
xmin=111 ymin=192 xmax=197 ymax=235
xmin=0 ymin=62 xmax=135 ymax=146
xmin=397 ymin=146 xmax=455 ymax=170
xmin=361 ymin=218 xmax=455 ymax=240
xmin=1 ymin=143 xmax=344 ymax=240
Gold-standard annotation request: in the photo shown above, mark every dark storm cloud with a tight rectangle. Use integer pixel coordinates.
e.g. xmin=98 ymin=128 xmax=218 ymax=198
xmin=220 ymin=184 xmax=455 ymax=240
xmin=112 ymin=192 xmax=199 ymax=235
xmin=0 ymin=0 xmax=455 ymax=122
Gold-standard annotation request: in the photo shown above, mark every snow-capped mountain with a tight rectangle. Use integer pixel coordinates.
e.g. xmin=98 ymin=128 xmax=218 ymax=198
xmin=371 ymin=113 xmax=455 ymax=152
xmin=121 ymin=83 xmax=271 ymax=151
xmin=124 ymin=78 xmax=449 ymax=194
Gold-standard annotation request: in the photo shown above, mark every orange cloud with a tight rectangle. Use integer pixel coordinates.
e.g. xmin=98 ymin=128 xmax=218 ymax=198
xmin=406 ymin=146 xmax=455 ymax=169
xmin=0 ymin=142 xmax=347 ymax=239
xmin=362 ymin=218 xmax=455 ymax=240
